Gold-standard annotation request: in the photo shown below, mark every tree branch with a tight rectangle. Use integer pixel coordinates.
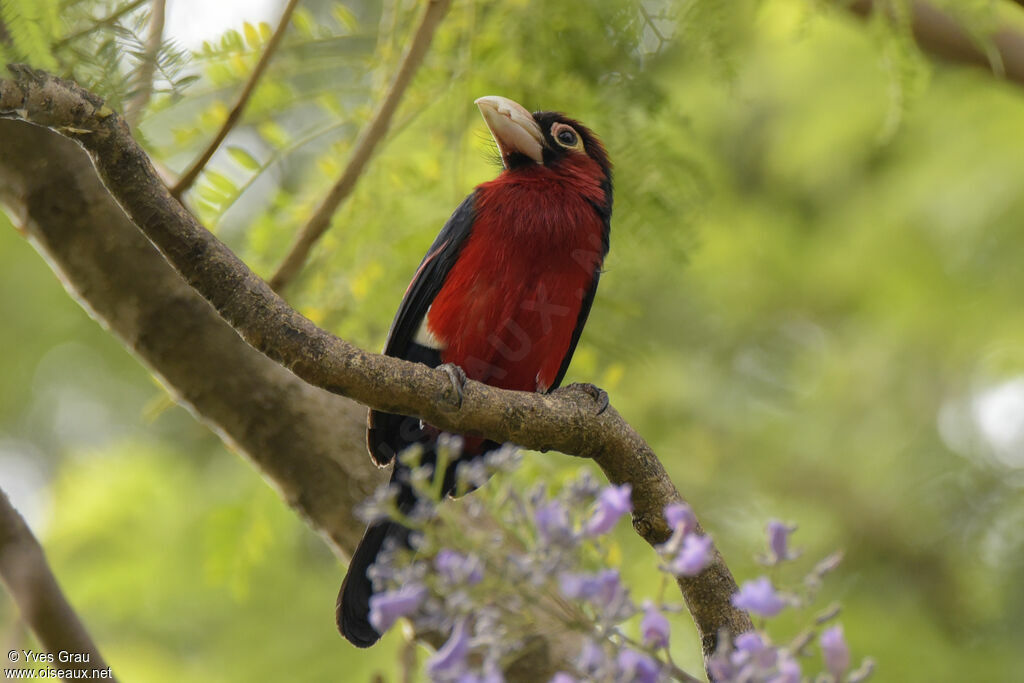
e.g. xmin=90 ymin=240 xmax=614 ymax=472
xmin=0 ymin=487 xmax=117 ymax=680
xmin=170 ymin=0 xmax=302 ymax=199
xmin=0 ymin=115 xmax=586 ymax=682
xmin=123 ymin=0 xmax=166 ymax=128
xmin=0 ymin=65 xmax=752 ymax=663
xmin=267 ymin=0 xmax=452 ymax=292
xmin=845 ymin=0 xmax=1024 ymax=86
xmin=0 ymin=117 xmax=375 ymax=557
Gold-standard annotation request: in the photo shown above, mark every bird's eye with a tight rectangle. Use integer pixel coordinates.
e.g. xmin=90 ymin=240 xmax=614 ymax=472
xmin=555 ymin=127 xmax=577 ymax=147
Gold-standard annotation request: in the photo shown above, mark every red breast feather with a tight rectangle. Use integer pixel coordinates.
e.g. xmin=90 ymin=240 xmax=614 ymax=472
xmin=426 ymin=155 xmax=606 ymax=392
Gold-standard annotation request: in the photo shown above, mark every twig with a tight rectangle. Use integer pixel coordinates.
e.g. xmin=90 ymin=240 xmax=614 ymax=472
xmin=844 ymin=0 xmax=1024 ymax=85
xmin=211 ymin=118 xmax=348 ymax=230
xmin=400 ymin=634 xmax=417 ymax=683
xmin=0 ymin=66 xmax=754 ymax=664
xmin=170 ymin=0 xmax=302 ymax=199
xmin=267 ymin=0 xmax=452 ymax=292
xmin=0 ymin=486 xmax=117 ymax=681
xmin=124 ymin=0 xmax=166 ymax=128
xmin=52 ymin=0 xmax=149 ymax=49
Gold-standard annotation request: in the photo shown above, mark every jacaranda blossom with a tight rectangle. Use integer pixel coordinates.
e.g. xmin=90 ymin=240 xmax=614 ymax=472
xmin=585 ymin=484 xmax=632 ymax=536
xmin=435 ymin=549 xmax=484 ymax=586
xmin=534 ymin=500 xmax=573 ymax=543
xmin=427 ymin=618 xmax=471 ymax=678
xmin=368 ymin=583 xmax=428 ymax=634
xmin=616 ymin=649 xmax=660 ymax=683
xmin=765 ymin=520 xmax=798 ymax=565
xmin=664 ymin=502 xmax=696 ymax=536
xmin=769 ymin=655 xmax=802 ymax=683
xmin=641 ymin=601 xmax=671 ymax=648
xmin=731 ymin=577 xmax=788 ymax=617
xmin=670 ymin=532 xmax=713 ymax=577
xmin=820 ymin=624 xmax=850 ymax=679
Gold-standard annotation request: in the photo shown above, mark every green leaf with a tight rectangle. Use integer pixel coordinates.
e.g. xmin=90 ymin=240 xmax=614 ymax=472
xmin=227 ymin=146 xmax=262 ymax=171
xmin=204 ymin=170 xmax=238 ymax=196
xmin=332 ymin=4 xmax=359 ymax=33
xmin=243 ymin=22 xmax=261 ymax=49
xmin=291 ymin=8 xmax=316 ymax=38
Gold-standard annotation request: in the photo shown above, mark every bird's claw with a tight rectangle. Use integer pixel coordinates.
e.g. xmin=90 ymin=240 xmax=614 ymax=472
xmin=440 ymin=363 xmax=467 ymax=409
xmin=567 ymin=382 xmax=609 ymax=415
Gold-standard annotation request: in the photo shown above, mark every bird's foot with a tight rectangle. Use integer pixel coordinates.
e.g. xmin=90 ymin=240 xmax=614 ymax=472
xmin=565 ymin=382 xmax=609 ymax=415
xmin=440 ymin=363 xmax=467 ymax=409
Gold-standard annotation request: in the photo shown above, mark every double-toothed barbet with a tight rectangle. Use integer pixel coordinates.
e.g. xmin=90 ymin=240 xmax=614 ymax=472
xmin=337 ymin=96 xmax=612 ymax=647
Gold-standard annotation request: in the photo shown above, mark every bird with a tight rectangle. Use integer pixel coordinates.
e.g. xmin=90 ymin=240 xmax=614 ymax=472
xmin=336 ymin=95 xmax=613 ymax=647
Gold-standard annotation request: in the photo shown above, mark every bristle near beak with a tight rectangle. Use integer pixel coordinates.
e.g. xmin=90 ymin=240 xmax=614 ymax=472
xmin=475 ymin=96 xmax=544 ymax=168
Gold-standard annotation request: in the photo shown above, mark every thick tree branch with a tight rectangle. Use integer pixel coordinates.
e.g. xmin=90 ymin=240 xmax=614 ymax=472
xmin=0 ymin=487 xmax=117 ymax=680
xmin=123 ymin=0 xmax=166 ymax=128
xmin=0 ymin=117 xmax=580 ymax=683
xmin=268 ymin=0 xmax=451 ymax=292
xmin=0 ymin=66 xmax=752 ymax=662
xmin=0 ymin=118 xmax=374 ymax=556
xmin=170 ymin=0 xmax=301 ymax=199
xmin=846 ymin=0 xmax=1024 ymax=86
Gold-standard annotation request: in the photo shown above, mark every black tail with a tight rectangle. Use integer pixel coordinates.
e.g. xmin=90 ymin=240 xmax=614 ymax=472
xmin=337 ymin=433 xmax=499 ymax=647
xmin=336 ymin=518 xmax=411 ymax=647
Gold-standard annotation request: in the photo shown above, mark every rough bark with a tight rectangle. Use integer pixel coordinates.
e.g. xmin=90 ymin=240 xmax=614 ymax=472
xmin=0 ymin=488 xmax=116 ymax=681
xmin=0 ymin=66 xmax=753 ymax=673
xmin=0 ymin=118 xmax=377 ymax=556
xmin=0 ymin=110 xmax=579 ymax=683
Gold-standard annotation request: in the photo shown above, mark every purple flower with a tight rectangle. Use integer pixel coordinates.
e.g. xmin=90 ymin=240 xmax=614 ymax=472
xmin=577 ymin=640 xmax=605 ymax=676
xmin=549 ymin=675 xmax=576 ymax=683
xmin=368 ymin=583 xmax=427 ymax=633
xmin=558 ymin=569 xmax=633 ymax=622
xmin=821 ymin=624 xmax=850 ymax=679
xmin=766 ymin=520 xmax=797 ymax=564
xmin=435 ymin=549 xmax=484 ymax=585
xmin=558 ymin=569 xmax=620 ymax=606
xmin=616 ymin=649 xmax=660 ymax=683
xmin=735 ymin=632 xmax=763 ymax=652
xmin=732 ymin=631 xmax=777 ymax=670
xmin=585 ymin=484 xmax=632 ymax=536
xmin=559 ymin=572 xmax=596 ymax=600
xmin=664 ymin=502 xmax=696 ymax=536
xmin=534 ymin=500 xmax=573 ymax=543
xmin=732 ymin=577 xmax=788 ymax=617
xmin=707 ymin=652 xmax=736 ymax=682
xmin=458 ymin=673 xmax=503 ymax=683
xmin=640 ymin=601 xmax=670 ymax=648
xmin=427 ymin=618 xmax=471 ymax=678
xmin=670 ymin=533 xmax=713 ymax=576
xmin=768 ymin=654 xmax=802 ymax=683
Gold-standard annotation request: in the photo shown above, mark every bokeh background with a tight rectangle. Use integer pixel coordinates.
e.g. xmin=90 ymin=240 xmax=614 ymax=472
xmin=2 ymin=0 xmax=1023 ymax=680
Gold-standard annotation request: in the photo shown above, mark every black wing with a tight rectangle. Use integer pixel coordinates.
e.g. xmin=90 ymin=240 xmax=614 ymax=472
xmin=366 ymin=191 xmax=478 ymax=465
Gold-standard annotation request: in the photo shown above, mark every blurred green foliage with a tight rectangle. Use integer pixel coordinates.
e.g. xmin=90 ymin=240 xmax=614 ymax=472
xmin=3 ymin=0 xmax=1024 ymax=680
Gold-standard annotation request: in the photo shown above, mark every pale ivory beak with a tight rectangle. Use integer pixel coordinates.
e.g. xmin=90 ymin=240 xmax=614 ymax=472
xmin=475 ymin=95 xmax=544 ymax=167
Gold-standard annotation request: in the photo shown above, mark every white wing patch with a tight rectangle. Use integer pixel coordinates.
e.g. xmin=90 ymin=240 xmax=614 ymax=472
xmin=414 ymin=306 xmax=445 ymax=349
